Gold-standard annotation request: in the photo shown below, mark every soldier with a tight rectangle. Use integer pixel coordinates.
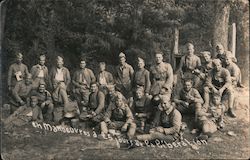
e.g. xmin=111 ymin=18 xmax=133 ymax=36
xmin=106 ymin=84 xmax=127 ymax=108
xmin=174 ymin=79 xmax=204 ymax=122
xmin=30 ymin=54 xmax=49 ymax=89
xmin=196 ymin=93 xmax=225 ymax=141
xmin=100 ymin=93 xmax=136 ymax=140
xmin=11 ymin=73 xmax=34 ymax=107
xmin=30 ymin=96 xmax=44 ymax=122
xmin=30 ymin=82 xmax=54 ymax=121
xmin=224 ymin=51 xmax=244 ymax=88
xmin=114 ymin=52 xmax=134 ymax=99
xmin=136 ymin=96 xmax=182 ymax=143
xmin=150 ymin=51 xmax=173 ymax=98
xmin=72 ymin=57 xmax=96 ymax=111
xmin=96 ymin=62 xmax=114 ymax=95
xmin=204 ymin=59 xmax=236 ymax=118
xmin=51 ymin=80 xmax=69 ymax=124
xmin=178 ymin=43 xmax=201 ymax=88
xmin=49 ymin=56 xmax=71 ymax=90
xmin=79 ymin=82 xmax=105 ymax=126
xmin=133 ymin=57 xmax=151 ymax=96
xmin=215 ymin=43 xmax=237 ymax=67
xmin=8 ymin=53 xmax=29 ymax=91
xmin=132 ymin=87 xmax=152 ymax=133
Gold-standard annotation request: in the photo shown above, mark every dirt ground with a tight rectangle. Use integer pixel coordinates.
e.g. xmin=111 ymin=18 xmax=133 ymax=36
xmin=1 ymin=88 xmax=249 ymax=160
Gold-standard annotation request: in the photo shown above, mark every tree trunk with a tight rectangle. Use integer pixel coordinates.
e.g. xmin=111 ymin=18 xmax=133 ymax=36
xmin=212 ymin=1 xmax=231 ymax=56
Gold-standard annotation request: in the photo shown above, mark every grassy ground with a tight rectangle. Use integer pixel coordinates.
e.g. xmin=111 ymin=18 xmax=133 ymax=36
xmin=1 ymin=88 xmax=249 ymax=159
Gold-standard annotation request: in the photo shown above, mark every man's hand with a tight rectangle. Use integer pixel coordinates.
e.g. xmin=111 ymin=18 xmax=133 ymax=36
xmin=41 ymin=102 xmax=46 ymax=109
xmin=218 ymin=88 xmax=224 ymax=96
xmin=121 ymin=123 xmax=128 ymax=132
xmin=19 ymin=100 xmax=25 ymax=106
xmin=156 ymin=126 xmax=164 ymax=133
xmin=91 ymin=111 xmax=97 ymax=117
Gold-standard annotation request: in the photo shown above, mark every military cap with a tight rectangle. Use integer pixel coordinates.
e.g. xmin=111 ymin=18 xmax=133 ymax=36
xmin=16 ymin=52 xmax=23 ymax=58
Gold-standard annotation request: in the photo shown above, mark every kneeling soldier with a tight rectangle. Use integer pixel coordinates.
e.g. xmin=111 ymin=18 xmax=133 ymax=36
xmin=136 ymin=96 xmax=182 ymax=143
xmin=100 ymin=93 xmax=136 ymax=140
xmin=30 ymin=82 xmax=54 ymax=121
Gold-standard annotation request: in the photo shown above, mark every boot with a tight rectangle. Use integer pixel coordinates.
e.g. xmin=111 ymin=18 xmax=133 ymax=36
xmin=228 ymin=108 xmax=236 ymax=118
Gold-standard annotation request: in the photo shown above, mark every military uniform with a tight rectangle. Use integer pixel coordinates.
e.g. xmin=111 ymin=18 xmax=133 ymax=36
xmin=114 ymin=63 xmax=134 ymax=98
xmin=225 ymin=62 xmax=242 ymax=88
xmin=30 ymin=64 xmax=49 ymax=88
xmin=97 ymin=70 xmax=114 ymax=95
xmin=50 ymin=67 xmax=71 ymax=89
xmin=12 ymin=81 xmax=34 ymax=106
xmin=30 ymin=89 xmax=54 ymax=121
xmin=8 ymin=63 xmax=29 ymax=90
xmin=101 ymin=102 xmax=136 ymax=139
xmin=72 ymin=68 xmax=96 ymax=108
xmin=179 ymin=55 xmax=201 ymax=88
xmin=134 ymin=68 xmax=151 ymax=94
xmin=137 ymin=108 xmax=182 ymax=142
xmin=150 ymin=62 xmax=173 ymax=96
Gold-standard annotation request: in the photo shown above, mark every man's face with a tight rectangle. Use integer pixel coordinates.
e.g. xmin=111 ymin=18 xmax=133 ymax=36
xmin=31 ymin=100 xmax=38 ymax=107
xmin=119 ymin=57 xmax=126 ymax=65
xmin=216 ymin=46 xmax=224 ymax=54
xmin=160 ymin=99 xmax=172 ymax=112
xmin=186 ymin=45 xmax=194 ymax=55
xmin=99 ymin=64 xmax=105 ymax=71
xmin=80 ymin=61 xmax=86 ymax=69
xmin=224 ymin=57 xmax=232 ymax=66
xmin=155 ymin=54 xmax=163 ymax=64
xmin=39 ymin=84 xmax=45 ymax=93
xmin=136 ymin=90 xmax=144 ymax=99
xmin=108 ymin=86 xmax=115 ymax=95
xmin=213 ymin=62 xmax=222 ymax=72
xmin=90 ymin=84 xmax=98 ymax=93
xmin=16 ymin=57 xmax=23 ymax=64
xmin=53 ymin=82 xmax=58 ymax=89
xmin=184 ymin=81 xmax=192 ymax=91
xmin=57 ymin=60 xmax=63 ymax=68
xmin=203 ymin=54 xmax=211 ymax=62
xmin=137 ymin=60 xmax=145 ymax=69
xmin=213 ymin=96 xmax=221 ymax=105
xmin=39 ymin=57 xmax=46 ymax=66
xmin=115 ymin=98 xmax=123 ymax=108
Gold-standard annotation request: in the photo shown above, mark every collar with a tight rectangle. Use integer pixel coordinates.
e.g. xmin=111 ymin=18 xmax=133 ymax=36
xmin=165 ymin=107 xmax=174 ymax=115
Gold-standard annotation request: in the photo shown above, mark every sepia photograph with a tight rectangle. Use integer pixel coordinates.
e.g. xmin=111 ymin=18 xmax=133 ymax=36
xmin=0 ymin=0 xmax=249 ymax=159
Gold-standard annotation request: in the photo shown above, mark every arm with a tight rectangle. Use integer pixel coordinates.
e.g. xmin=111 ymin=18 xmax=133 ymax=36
xmin=12 ymin=83 xmax=22 ymax=103
xmin=94 ymin=92 xmax=105 ymax=114
xmin=129 ymin=66 xmax=134 ymax=83
xmin=125 ymin=106 xmax=134 ymax=124
xmin=164 ymin=110 xmax=182 ymax=135
xmin=145 ymin=70 xmax=151 ymax=94
xmin=220 ymin=70 xmax=232 ymax=93
xmin=65 ymin=68 xmax=71 ymax=88
xmin=90 ymin=70 xmax=96 ymax=83
xmin=191 ymin=89 xmax=204 ymax=104
xmin=72 ymin=71 xmax=82 ymax=88
xmin=165 ymin=64 xmax=174 ymax=88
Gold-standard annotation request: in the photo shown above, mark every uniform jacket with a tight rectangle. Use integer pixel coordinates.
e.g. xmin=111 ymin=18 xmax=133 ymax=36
xmin=50 ymin=67 xmax=71 ymax=88
xmin=12 ymin=82 xmax=33 ymax=102
xmin=88 ymin=90 xmax=105 ymax=114
xmin=97 ymin=71 xmax=114 ymax=85
xmin=8 ymin=63 xmax=29 ymax=87
xmin=30 ymin=64 xmax=49 ymax=81
xmin=133 ymin=68 xmax=151 ymax=93
xmin=72 ymin=68 xmax=96 ymax=89
xmin=115 ymin=63 xmax=134 ymax=88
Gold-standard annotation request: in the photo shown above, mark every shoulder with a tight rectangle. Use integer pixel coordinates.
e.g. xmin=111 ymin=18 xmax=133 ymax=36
xmin=126 ymin=63 xmax=133 ymax=69
xmin=172 ymin=109 xmax=182 ymax=119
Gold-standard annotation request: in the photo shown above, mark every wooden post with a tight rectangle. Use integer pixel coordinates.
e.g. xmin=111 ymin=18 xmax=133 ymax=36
xmin=231 ymin=23 xmax=236 ymax=57
xmin=172 ymin=27 xmax=179 ymax=69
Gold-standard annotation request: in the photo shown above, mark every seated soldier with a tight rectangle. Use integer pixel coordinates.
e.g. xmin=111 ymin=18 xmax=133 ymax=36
xmin=224 ymin=51 xmax=244 ymax=88
xmin=30 ymin=96 xmax=44 ymax=122
xmin=97 ymin=62 xmax=114 ymax=96
xmin=196 ymin=93 xmax=225 ymax=141
xmin=174 ymin=78 xmax=204 ymax=122
xmin=132 ymin=87 xmax=152 ymax=133
xmin=72 ymin=57 xmax=96 ymax=111
xmin=215 ymin=43 xmax=237 ymax=67
xmin=204 ymin=59 xmax=236 ymax=118
xmin=30 ymin=82 xmax=54 ymax=121
xmin=11 ymin=73 xmax=34 ymax=108
xmin=51 ymin=80 xmax=69 ymax=124
xmin=100 ymin=93 xmax=136 ymax=140
xmin=136 ymin=96 xmax=182 ymax=143
xmin=79 ymin=82 xmax=105 ymax=128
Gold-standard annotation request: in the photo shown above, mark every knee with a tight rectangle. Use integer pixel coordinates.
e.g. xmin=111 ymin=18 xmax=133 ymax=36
xmin=204 ymin=87 xmax=210 ymax=93
xmin=48 ymin=103 xmax=54 ymax=110
xmin=129 ymin=122 xmax=136 ymax=129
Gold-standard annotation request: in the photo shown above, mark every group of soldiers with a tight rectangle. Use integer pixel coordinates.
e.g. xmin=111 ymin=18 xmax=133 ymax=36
xmin=7 ymin=42 xmax=243 ymax=145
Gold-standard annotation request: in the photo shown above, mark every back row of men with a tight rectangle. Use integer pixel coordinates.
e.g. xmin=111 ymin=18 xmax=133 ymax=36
xmin=7 ymin=42 xmax=243 ymax=142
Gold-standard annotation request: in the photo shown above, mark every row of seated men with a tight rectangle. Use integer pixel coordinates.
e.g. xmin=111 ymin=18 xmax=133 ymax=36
xmin=7 ymin=42 xmax=243 ymax=144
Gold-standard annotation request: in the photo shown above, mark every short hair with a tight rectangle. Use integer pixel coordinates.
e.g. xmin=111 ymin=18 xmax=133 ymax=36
xmin=155 ymin=50 xmax=163 ymax=56
xmin=225 ymin=51 xmax=234 ymax=59
xmin=39 ymin=54 xmax=46 ymax=60
xmin=90 ymin=81 xmax=98 ymax=86
xmin=39 ymin=81 xmax=46 ymax=86
xmin=186 ymin=43 xmax=194 ymax=48
xmin=201 ymin=51 xmax=211 ymax=57
xmin=30 ymin=96 xmax=38 ymax=102
xmin=80 ymin=57 xmax=87 ymax=62
xmin=212 ymin=59 xmax=221 ymax=65
xmin=56 ymin=56 xmax=64 ymax=62
xmin=183 ymin=78 xmax=193 ymax=84
xmin=99 ymin=62 xmax=106 ymax=66
xmin=136 ymin=87 xmax=144 ymax=93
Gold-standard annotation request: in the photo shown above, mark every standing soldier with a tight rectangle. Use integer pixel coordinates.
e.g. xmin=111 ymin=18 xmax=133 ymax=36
xmin=49 ymin=56 xmax=71 ymax=90
xmin=204 ymin=59 xmax=236 ymax=117
xmin=150 ymin=51 xmax=173 ymax=99
xmin=177 ymin=43 xmax=201 ymax=88
xmin=8 ymin=53 xmax=29 ymax=91
xmin=96 ymin=62 xmax=114 ymax=95
xmin=30 ymin=54 xmax=49 ymax=89
xmin=72 ymin=57 xmax=96 ymax=111
xmin=30 ymin=82 xmax=54 ymax=121
xmin=114 ymin=52 xmax=134 ymax=99
xmin=133 ymin=57 xmax=151 ymax=96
